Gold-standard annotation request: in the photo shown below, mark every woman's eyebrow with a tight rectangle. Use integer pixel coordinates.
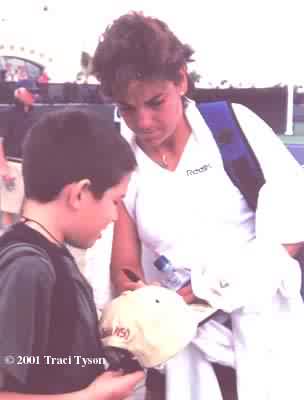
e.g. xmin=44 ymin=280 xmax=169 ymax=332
xmin=117 ymin=93 xmax=164 ymax=108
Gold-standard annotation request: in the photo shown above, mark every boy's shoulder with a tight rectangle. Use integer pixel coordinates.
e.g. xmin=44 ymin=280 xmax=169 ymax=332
xmin=0 ymin=241 xmax=55 ymax=279
xmin=0 ymin=223 xmax=58 ymax=282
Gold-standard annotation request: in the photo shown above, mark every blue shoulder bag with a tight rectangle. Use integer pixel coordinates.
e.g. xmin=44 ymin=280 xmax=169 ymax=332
xmin=197 ymin=101 xmax=304 ymax=295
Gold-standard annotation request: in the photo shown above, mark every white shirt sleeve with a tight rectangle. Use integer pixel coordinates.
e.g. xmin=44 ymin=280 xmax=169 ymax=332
xmin=122 ymin=170 xmax=138 ymax=220
xmin=256 ymin=175 xmax=304 ymax=244
xmin=119 ymin=116 xmax=139 ymax=220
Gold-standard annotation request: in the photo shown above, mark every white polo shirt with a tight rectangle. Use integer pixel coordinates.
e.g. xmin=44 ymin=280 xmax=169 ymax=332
xmin=122 ymin=101 xmax=304 ymax=310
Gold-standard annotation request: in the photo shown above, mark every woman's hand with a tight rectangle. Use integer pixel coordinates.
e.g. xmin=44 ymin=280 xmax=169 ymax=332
xmin=177 ymin=284 xmax=197 ymax=304
xmin=125 ymin=280 xmax=146 ymax=291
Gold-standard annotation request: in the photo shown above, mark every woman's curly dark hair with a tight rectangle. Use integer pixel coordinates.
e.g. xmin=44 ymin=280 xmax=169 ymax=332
xmin=92 ymin=12 xmax=195 ymax=98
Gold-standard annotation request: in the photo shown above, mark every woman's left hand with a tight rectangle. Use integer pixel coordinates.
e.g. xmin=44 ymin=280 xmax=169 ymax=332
xmin=177 ymin=284 xmax=197 ymax=304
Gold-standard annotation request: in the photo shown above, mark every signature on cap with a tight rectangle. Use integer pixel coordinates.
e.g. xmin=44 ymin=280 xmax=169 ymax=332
xmin=101 ymin=326 xmax=130 ymax=340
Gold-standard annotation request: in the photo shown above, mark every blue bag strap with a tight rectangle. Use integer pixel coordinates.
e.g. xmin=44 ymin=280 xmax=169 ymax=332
xmin=197 ymin=101 xmax=265 ymax=211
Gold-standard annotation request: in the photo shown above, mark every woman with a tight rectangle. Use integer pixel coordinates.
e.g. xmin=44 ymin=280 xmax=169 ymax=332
xmin=92 ymin=12 xmax=304 ymax=400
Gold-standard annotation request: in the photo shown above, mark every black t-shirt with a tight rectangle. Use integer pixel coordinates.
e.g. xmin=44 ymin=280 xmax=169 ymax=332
xmin=2 ymin=106 xmax=37 ymax=159
xmin=0 ymin=223 xmax=105 ymax=394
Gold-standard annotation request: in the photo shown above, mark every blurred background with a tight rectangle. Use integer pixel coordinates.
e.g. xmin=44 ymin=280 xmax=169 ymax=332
xmin=1 ymin=0 xmax=303 ymax=137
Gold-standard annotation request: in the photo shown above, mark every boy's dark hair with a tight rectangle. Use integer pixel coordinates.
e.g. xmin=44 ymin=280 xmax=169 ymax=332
xmin=92 ymin=12 xmax=194 ymax=98
xmin=22 ymin=108 xmax=137 ymax=202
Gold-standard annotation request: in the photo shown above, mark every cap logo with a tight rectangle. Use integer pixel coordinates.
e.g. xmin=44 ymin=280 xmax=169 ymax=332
xmin=113 ymin=326 xmax=130 ymax=340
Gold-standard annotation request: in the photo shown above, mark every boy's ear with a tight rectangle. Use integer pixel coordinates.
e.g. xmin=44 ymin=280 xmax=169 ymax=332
xmin=65 ymin=179 xmax=91 ymax=210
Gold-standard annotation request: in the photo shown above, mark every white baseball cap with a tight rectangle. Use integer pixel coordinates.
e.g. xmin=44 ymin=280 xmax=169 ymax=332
xmin=99 ymin=285 xmax=217 ymax=368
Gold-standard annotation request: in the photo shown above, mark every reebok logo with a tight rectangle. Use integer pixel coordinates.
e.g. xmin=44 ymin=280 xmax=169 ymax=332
xmin=186 ymin=164 xmax=212 ymax=176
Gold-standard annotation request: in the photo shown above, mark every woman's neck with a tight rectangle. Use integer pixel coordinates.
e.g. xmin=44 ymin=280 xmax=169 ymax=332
xmin=138 ymin=115 xmax=192 ymax=170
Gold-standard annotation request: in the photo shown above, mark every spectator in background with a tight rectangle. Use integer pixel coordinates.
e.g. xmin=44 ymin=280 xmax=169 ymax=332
xmin=37 ymin=67 xmax=50 ymax=102
xmin=4 ymin=63 xmax=14 ymax=82
xmin=37 ymin=67 xmax=50 ymax=85
xmin=16 ymin=65 xmax=28 ymax=82
xmin=0 ymin=70 xmax=7 ymax=103
xmin=0 ymin=87 xmax=37 ymax=228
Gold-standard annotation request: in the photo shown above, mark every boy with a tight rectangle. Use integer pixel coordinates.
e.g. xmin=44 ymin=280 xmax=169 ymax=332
xmin=0 ymin=109 xmax=144 ymax=398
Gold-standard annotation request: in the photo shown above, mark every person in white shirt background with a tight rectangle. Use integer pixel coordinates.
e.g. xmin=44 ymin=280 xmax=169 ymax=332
xmin=89 ymin=11 xmax=304 ymax=400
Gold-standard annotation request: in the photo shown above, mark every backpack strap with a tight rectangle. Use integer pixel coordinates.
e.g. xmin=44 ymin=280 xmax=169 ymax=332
xmin=197 ymin=101 xmax=265 ymax=211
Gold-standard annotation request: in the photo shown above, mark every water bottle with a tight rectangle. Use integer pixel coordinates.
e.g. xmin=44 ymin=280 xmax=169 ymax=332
xmin=153 ymin=255 xmax=191 ymax=291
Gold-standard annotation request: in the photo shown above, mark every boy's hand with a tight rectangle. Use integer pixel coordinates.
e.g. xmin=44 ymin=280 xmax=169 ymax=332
xmin=84 ymin=370 xmax=145 ymax=400
xmin=121 ymin=268 xmax=146 ymax=291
